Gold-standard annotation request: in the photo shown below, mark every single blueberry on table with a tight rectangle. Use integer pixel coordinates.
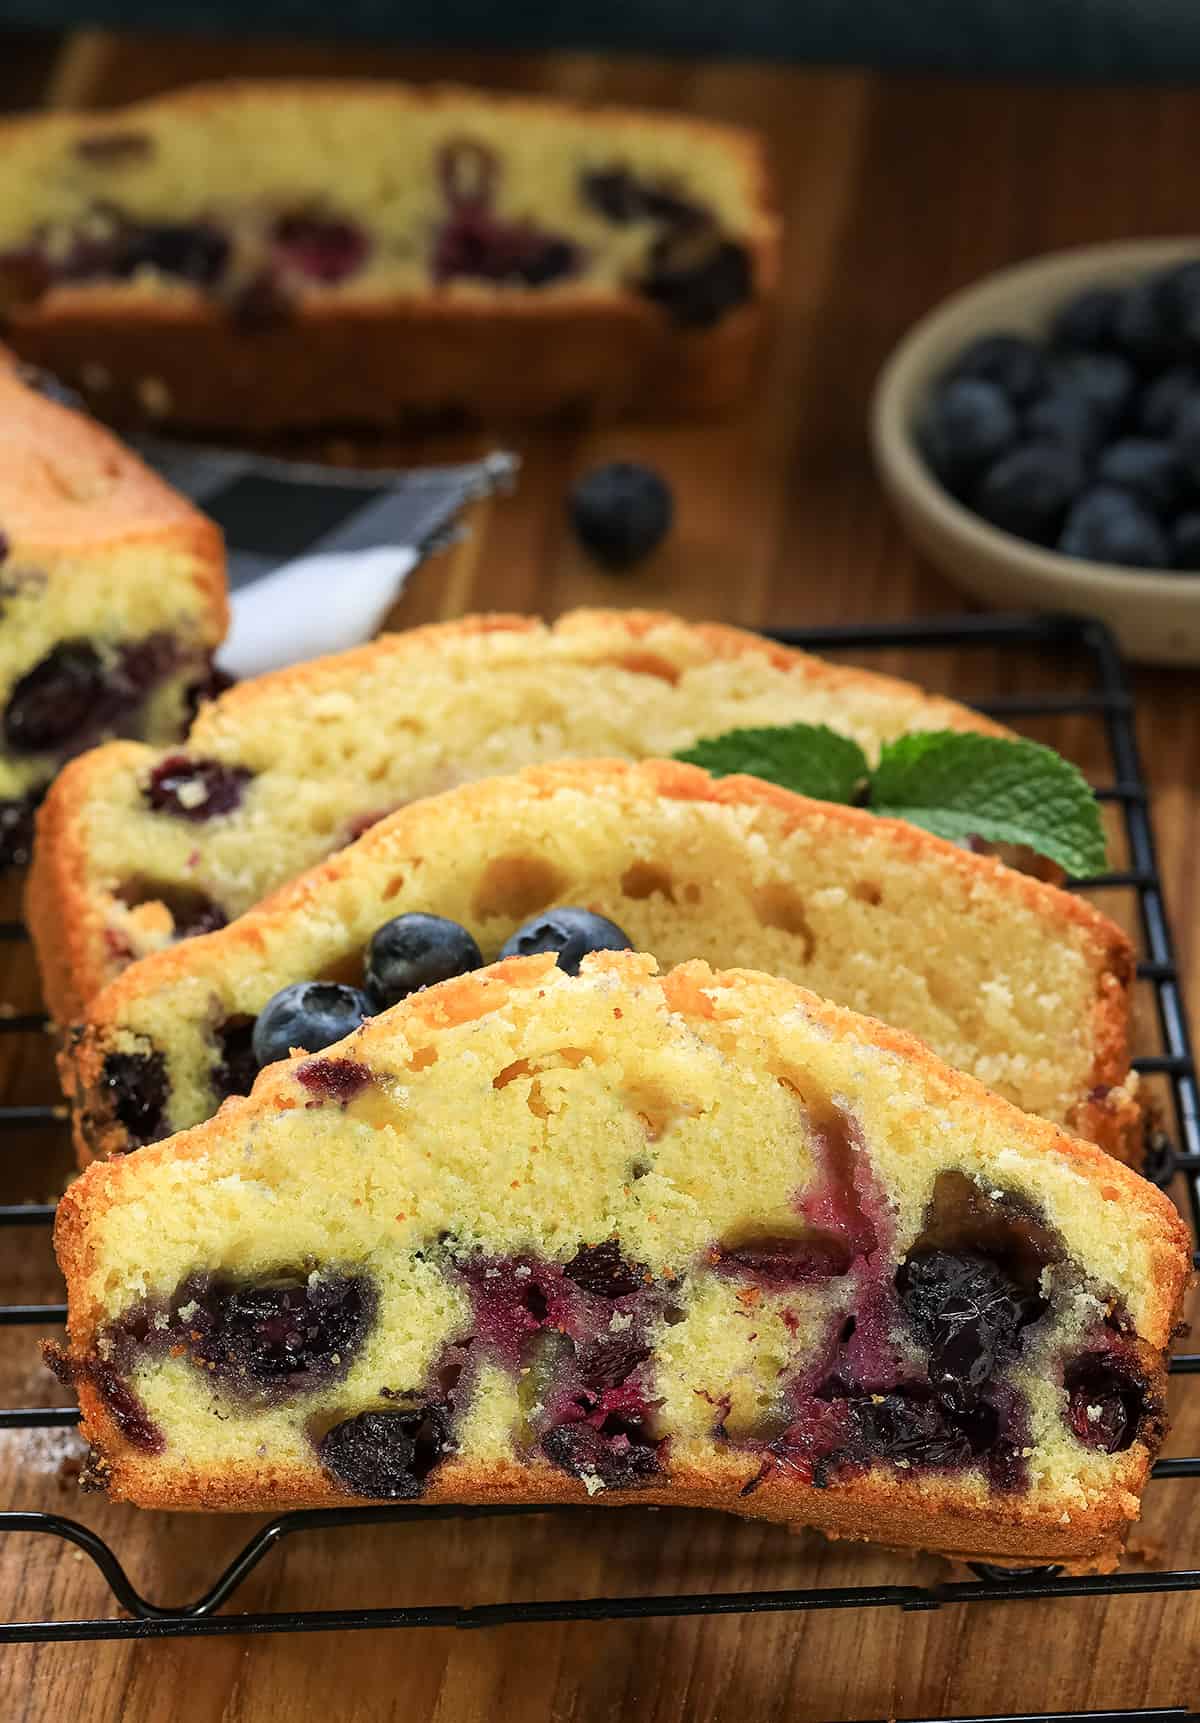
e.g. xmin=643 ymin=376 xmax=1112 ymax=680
xmin=971 ymin=442 xmax=1084 ymax=544
xmin=947 ymin=333 xmax=1048 ymax=405
xmin=918 ymin=378 xmax=1017 ymax=490
xmin=1136 ymin=365 xmax=1198 ymax=438
xmin=251 ymin=981 xmax=371 ymax=1069
xmin=569 ymin=462 xmax=674 ymax=570
xmin=1171 ymin=510 xmax=1200 ymax=570
xmin=364 ymin=912 xmax=482 ymax=1010
xmin=498 ymin=907 xmax=633 ymax=975
xmin=1095 ymin=438 xmax=1184 ymax=513
xmin=1058 ymin=486 xmax=1171 ymax=568
xmin=1049 ymin=285 xmax=1122 ymax=352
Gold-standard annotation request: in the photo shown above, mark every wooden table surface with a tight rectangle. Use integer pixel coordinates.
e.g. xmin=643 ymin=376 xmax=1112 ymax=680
xmin=3 ymin=30 xmax=1200 ymax=1723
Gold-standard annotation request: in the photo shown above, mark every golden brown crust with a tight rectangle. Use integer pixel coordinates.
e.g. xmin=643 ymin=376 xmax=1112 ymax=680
xmin=0 ymin=347 xmax=225 ymax=613
xmin=26 ymin=607 xmax=1007 ymax=1025
xmin=66 ymin=754 xmax=1138 ymax=1164
xmin=0 ymin=81 xmax=779 ymax=429
xmin=53 ymin=951 xmax=1191 ymax=1558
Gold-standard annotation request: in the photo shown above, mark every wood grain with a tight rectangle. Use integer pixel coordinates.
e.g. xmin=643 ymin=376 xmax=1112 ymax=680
xmin=3 ymin=33 xmax=1200 ymax=1722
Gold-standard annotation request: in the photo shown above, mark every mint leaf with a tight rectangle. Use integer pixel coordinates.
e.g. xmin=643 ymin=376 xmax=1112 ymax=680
xmin=675 ymin=723 xmax=869 ymax=804
xmin=870 ymin=731 xmax=1107 ymax=879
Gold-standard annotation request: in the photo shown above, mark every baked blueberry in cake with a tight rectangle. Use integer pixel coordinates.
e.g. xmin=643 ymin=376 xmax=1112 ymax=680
xmin=64 ymin=760 xmax=1140 ymax=1166
xmin=26 ymin=608 xmax=1006 ymax=1024
xmin=0 ymin=81 xmax=780 ymax=428
xmin=0 ymin=350 xmax=225 ymax=868
xmin=50 ymin=951 xmax=1190 ymax=1568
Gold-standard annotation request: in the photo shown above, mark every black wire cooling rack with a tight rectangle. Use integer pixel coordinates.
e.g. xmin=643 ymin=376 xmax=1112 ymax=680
xmin=0 ymin=612 xmax=1198 ymax=1722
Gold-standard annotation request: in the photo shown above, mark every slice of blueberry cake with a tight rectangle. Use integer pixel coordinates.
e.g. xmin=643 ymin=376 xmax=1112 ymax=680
xmin=0 ymin=351 xmax=225 ymax=869
xmin=51 ymin=950 xmax=1190 ymax=1566
xmin=0 ymin=81 xmax=778 ymax=428
xmin=25 ymin=608 xmax=1006 ymax=1024
xmin=65 ymin=759 xmax=1139 ymax=1167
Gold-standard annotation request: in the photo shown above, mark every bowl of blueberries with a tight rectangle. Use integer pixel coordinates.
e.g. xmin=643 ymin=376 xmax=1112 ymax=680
xmin=871 ymin=239 xmax=1200 ymax=664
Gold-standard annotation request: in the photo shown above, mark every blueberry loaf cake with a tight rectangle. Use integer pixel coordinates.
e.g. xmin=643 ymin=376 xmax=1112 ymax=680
xmin=66 ymin=759 xmax=1138 ymax=1167
xmin=0 ymin=351 xmax=225 ymax=868
xmin=26 ymin=608 xmax=1004 ymax=1024
xmin=51 ymin=950 xmax=1189 ymax=1565
xmin=0 ymin=81 xmax=778 ymax=430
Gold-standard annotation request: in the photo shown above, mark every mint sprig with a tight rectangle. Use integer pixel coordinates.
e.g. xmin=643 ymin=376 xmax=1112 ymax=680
xmin=675 ymin=723 xmax=1107 ymax=880
xmin=676 ymin=723 xmax=868 ymax=805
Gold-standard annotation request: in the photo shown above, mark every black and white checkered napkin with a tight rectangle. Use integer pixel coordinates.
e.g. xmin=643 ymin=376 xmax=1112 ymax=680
xmin=136 ymin=438 xmax=518 ymax=679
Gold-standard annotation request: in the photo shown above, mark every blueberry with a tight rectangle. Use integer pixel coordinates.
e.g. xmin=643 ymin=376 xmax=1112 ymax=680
xmin=1172 ymin=511 xmax=1200 ymax=569
xmin=1136 ymin=365 xmax=1197 ymax=438
xmin=130 ymin=221 xmax=230 ymax=288
xmin=1023 ymin=387 xmax=1104 ymax=460
xmin=319 ymin=1405 xmax=452 ymax=1498
xmin=563 ymin=1239 xmax=647 ymax=1299
xmin=1064 ymin=1354 xmax=1149 ymax=1454
xmin=101 ymin=1049 xmax=168 ymax=1145
xmin=1096 ymin=438 xmax=1183 ymax=512
xmin=144 ymin=755 xmax=250 ymax=820
xmin=0 ymin=792 xmax=39 ymax=871
xmin=364 ymin=913 xmax=482 ymax=1010
xmin=918 ymin=378 xmax=1018 ymax=490
xmin=1112 ymin=263 xmax=1200 ymax=370
xmin=1058 ymin=486 xmax=1170 ymax=568
xmin=498 ymin=907 xmax=633 ymax=975
xmin=850 ymin=1387 xmax=981 ymax=1468
xmin=211 ymin=1016 xmax=258 ymax=1102
xmin=1049 ymin=285 xmax=1122 ymax=351
xmin=639 ymin=235 xmax=752 ymax=328
xmin=4 ymin=642 xmax=105 ymax=752
xmin=251 ymin=981 xmax=371 ymax=1068
xmin=541 ymin=1414 xmax=660 ymax=1489
xmin=569 ymin=463 xmax=673 ymax=569
xmin=947 ymin=333 xmax=1048 ymax=405
xmin=972 ymin=442 xmax=1084 ymax=544
xmin=273 ymin=213 xmax=368 ymax=284
xmin=187 ymin=1273 xmax=375 ymax=1398
xmin=896 ymin=1250 xmax=1045 ymax=1410
xmin=1159 ymin=260 xmax=1200 ymax=351
xmin=1051 ymin=351 xmax=1136 ymax=431
xmin=1113 ymin=275 xmax=1183 ymax=370
xmin=1173 ymin=395 xmax=1200 ymax=484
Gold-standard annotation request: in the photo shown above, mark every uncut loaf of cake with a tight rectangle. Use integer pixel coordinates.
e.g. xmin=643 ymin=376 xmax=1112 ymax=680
xmin=0 ymin=350 xmax=225 ymax=868
xmin=26 ymin=608 xmax=1005 ymax=1025
xmin=66 ymin=758 xmax=1139 ymax=1166
xmin=51 ymin=951 xmax=1190 ymax=1566
xmin=0 ymin=81 xmax=778 ymax=429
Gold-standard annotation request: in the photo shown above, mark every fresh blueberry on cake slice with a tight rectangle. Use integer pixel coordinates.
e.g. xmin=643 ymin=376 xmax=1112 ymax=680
xmin=26 ymin=608 xmax=1009 ymax=1023
xmin=50 ymin=951 xmax=1189 ymax=1568
xmin=63 ymin=759 xmax=1140 ymax=1167
xmin=0 ymin=350 xmax=225 ymax=867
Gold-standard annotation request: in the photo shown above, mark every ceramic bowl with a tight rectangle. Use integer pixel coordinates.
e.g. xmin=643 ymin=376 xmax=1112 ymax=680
xmin=870 ymin=238 xmax=1200 ymax=665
